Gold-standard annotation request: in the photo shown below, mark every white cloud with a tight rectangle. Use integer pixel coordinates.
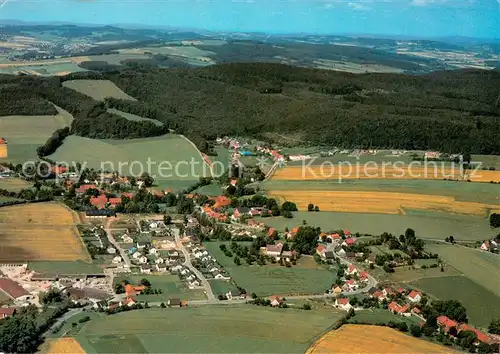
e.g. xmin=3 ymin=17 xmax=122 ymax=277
xmin=348 ymin=1 xmax=370 ymax=10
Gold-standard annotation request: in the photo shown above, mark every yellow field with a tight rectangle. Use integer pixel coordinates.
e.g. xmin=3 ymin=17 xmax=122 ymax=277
xmin=273 ymin=165 xmax=500 ymax=183
xmin=45 ymin=338 xmax=85 ymax=354
xmin=267 ymin=190 xmax=498 ymax=216
xmin=0 ymin=203 xmax=90 ymax=262
xmin=307 ymin=325 xmax=456 ymax=353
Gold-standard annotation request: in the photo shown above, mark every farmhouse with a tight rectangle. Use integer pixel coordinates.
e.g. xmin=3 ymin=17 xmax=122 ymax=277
xmin=407 ymin=290 xmax=422 ymax=303
xmin=316 ymin=245 xmax=326 ymax=258
xmin=437 ymin=316 xmax=458 ymax=334
xmin=388 ymin=302 xmax=410 ymax=316
xmin=347 ymin=264 xmax=359 ymax=276
xmin=0 ymin=278 xmax=33 ymax=304
xmin=335 ymin=298 xmax=352 ymax=311
xmin=168 ymin=298 xmax=182 ymax=307
xmin=265 ymin=243 xmax=284 ymax=257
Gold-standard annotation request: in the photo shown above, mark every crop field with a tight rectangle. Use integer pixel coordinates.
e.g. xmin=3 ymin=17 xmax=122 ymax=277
xmin=204 ymin=242 xmax=337 ymax=296
xmin=43 ymin=338 xmax=85 ymax=354
xmin=412 ymin=276 xmax=500 ymax=328
xmin=258 ymin=212 xmax=496 ymax=241
xmin=28 ymin=260 xmax=103 ymax=275
xmin=267 ymin=190 xmax=498 ymax=217
xmin=0 ymin=106 xmax=74 ymax=163
xmin=0 ymin=178 xmax=32 ymax=191
xmin=307 ymin=324 xmax=455 ymax=353
xmin=424 ymin=242 xmax=500 ymax=296
xmin=86 ymin=53 xmax=150 ymax=65
xmin=49 ymin=135 xmax=209 ymax=190
xmin=76 ymin=306 xmax=341 ymax=353
xmin=115 ymin=275 xmax=206 ymax=301
xmin=0 ymin=203 xmax=90 ymax=263
xmin=107 ymin=108 xmax=163 ymax=126
xmin=273 ymin=164 xmax=500 ymax=183
xmin=62 ymin=79 xmax=136 ymax=101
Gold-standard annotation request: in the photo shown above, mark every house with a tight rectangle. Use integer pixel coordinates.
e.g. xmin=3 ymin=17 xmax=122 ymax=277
xmin=372 ymin=290 xmax=386 ymax=301
xmin=397 ymin=287 xmax=406 ymax=295
xmin=332 ymin=286 xmax=342 ymax=295
xmin=249 ymin=208 xmax=262 ymax=217
xmin=267 ymin=227 xmax=277 ymax=238
xmin=265 ymin=243 xmax=284 ymax=257
xmin=388 ymin=302 xmax=410 ymax=316
xmin=214 ymin=273 xmax=231 ymax=280
xmin=365 ymin=254 xmax=376 ymax=264
xmin=121 ymin=234 xmax=134 ymax=243
xmin=189 ymin=280 xmax=200 ymax=288
xmin=337 ymin=248 xmax=346 ymax=257
xmin=76 ymin=184 xmax=96 ymax=194
xmin=316 ymin=244 xmax=326 ymax=258
xmin=140 ymin=265 xmax=152 ymax=274
xmin=345 ymin=252 xmax=356 ymax=259
xmin=155 ymin=257 xmax=165 ymax=264
xmin=407 ymin=290 xmax=422 ymax=303
xmin=90 ymin=195 xmax=108 ymax=209
xmin=138 ymin=256 xmax=148 ymax=264
xmin=411 ymin=307 xmax=425 ymax=321
xmin=344 ymin=279 xmax=358 ymax=291
xmin=383 ymin=287 xmax=395 ymax=296
xmin=149 ymin=248 xmax=158 ymax=256
xmin=437 ymin=315 xmax=458 ymax=334
xmin=480 ymin=241 xmax=490 ymax=251
xmin=359 ymin=271 xmax=369 ymax=282
xmin=458 ymin=324 xmax=494 ymax=345
xmin=281 ymin=250 xmax=295 ymax=262
xmin=0 ymin=278 xmax=33 ymax=304
xmin=106 ymin=246 xmax=117 ymax=254
xmin=344 ymin=229 xmax=352 ymax=237
xmin=335 ymin=298 xmax=352 ymax=311
xmin=136 ymin=242 xmax=148 ymax=250
xmin=347 ymin=264 xmax=359 ymax=276
xmin=132 ymin=251 xmax=142 ymax=259
xmin=232 ymin=207 xmax=250 ymax=220
xmin=270 ymin=296 xmax=283 ymax=307
xmin=286 ymin=227 xmax=300 ymax=240
xmin=342 ymin=238 xmax=356 ymax=247
xmin=0 ymin=307 xmax=15 ymax=319
xmin=112 ymin=256 xmax=122 ymax=264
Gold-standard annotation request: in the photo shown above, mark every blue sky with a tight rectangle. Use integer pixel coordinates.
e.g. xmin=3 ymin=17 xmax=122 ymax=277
xmin=0 ymin=0 xmax=498 ymax=38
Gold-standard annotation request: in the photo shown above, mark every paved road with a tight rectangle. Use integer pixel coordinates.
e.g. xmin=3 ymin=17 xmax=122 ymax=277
xmin=174 ymin=229 xmax=216 ymax=302
xmin=105 ymin=219 xmax=131 ymax=269
xmin=334 ymin=251 xmax=378 ymax=295
xmin=42 ymin=306 xmax=91 ymax=337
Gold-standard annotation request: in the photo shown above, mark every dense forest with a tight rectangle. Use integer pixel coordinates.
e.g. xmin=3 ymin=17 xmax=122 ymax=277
xmin=1 ymin=63 xmax=499 ymax=154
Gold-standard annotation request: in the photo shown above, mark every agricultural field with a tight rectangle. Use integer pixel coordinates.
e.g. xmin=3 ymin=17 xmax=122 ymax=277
xmin=115 ymin=275 xmax=206 ymax=301
xmin=42 ymin=338 xmax=85 ymax=354
xmin=0 ymin=203 xmax=90 ymax=263
xmin=0 ymin=178 xmax=32 ymax=192
xmin=49 ymin=134 xmax=210 ymax=191
xmin=384 ymin=265 xmax=461 ymax=284
xmin=258 ymin=211 xmax=496 ymax=241
xmin=76 ymin=306 xmax=341 ymax=353
xmin=412 ymin=275 xmax=500 ymax=328
xmin=347 ymin=309 xmax=421 ymax=326
xmin=273 ymin=164 xmax=500 ymax=183
xmin=423 ymin=242 xmax=500 ymax=296
xmin=87 ymin=53 xmax=150 ymax=65
xmin=307 ymin=324 xmax=455 ymax=353
xmin=0 ymin=106 xmax=74 ymax=164
xmin=107 ymin=108 xmax=163 ymax=126
xmin=209 ymin=279 xmax=239 ymax=296
xmin=28 ymin=260 xmax=103 ymax=276
xmin=204 ymin=242 xmax=337 ymax=296
xmin=62 ymin=79 xmax=136 ymax=101
xmin=266 ymin=190 xmax=498 ymax=217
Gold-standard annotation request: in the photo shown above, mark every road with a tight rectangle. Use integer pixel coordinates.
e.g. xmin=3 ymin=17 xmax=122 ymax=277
xmin=105 ymin=219 xmax=132 ymax=269
xmin=333 ymin=251 xmax=378 ymax=295
xmin=173 ymin=228 xmax=216 ymax=302
xmin=42 ymin=306 xmax=91 ymax=337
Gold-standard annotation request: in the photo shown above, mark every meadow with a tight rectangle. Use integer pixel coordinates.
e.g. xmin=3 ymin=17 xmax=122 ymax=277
xmin=204 ymin=242 xmax=337 ymax=296
xmin=0 ymin=105 xmax=74 ymax=163
xmin=76 ymin=306 xmax=341 ymax=353
xmin=62 ymin=79 xmax=136 ymax=101
xmin=0 ymin=203 xmax=90 ymax=263
xmin=412 ymin=275 xmax=500 ymax=328
xmin=49 ymin=134 xmax=210 ymax=191
xmin=107 ymin=108 xmax=164 ymax=126
xmin=209 ymin=279 xmax=239 ymax=296
xmin=258 ymin=211 xmax=496 ymax=241
xmin=0 ymin=178 xmax=32 ymax=192
xmin=424 ymin=242 xmax=500 ymax=296
xmin=115 ymin=275 xmax=206 ymax=301
xmin=307 ymin=324 xmax=455 ymax=354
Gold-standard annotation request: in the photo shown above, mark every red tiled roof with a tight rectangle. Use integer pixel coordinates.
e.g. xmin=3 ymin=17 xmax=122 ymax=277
xmin=266 ymin=243 xmax=284 ymax=253
xmin=348 ymin=264 xmax=357 ymax=272
xmin=437 ymin=316 xmax=458 ymax=331
xmin=121 ymin=192 xmax=134 ymax=199
xmin=373 ymin=290 xmax=385 ymax=299
xmin=76 ymin=184 xmax=96 ymax=193
xmin=345 ymin=238 xmax=356 ymax=245
xmin=331 ymin=233 xmax=341 ymax=239
xmin=51 ymin=166 xmax=68 ymax=174
xmin=0 ymin=278 xmax=30 ymax=299
xmin=90 ymin=195 xmax=107 ymax=208
xmin=397 ymin=287 xmax=406 ymax=294
xmin=344 ymin=229 xmax=352 ymax=236
xmin=108 ymin=198 xmax=122 ymax=205
xmin=408 ymin=290 xmax=421 ymax=299
xmin=458 ymin=324 xmax=491 ymax=344
xmin=412 ymin=307 xmax=421 ymax=314
xmin=337 ymin=298 xmax=350 ymax=305
xmin=0 ymin=307 xmax=15 ymax=317
xmin=267 ymin=228 xmax=276 ymax=237
xmin=0 ymin=138 xmax=6 ymax=144
xmin=316 ymin=245 xmax=326 ymax=253
xmin=388 ymin=301 xmax=400 ymax=312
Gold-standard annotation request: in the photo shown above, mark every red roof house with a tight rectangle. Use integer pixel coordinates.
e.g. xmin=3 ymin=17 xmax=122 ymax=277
xmin=0 ymin=278 xmax=30 ymax=300
xmin=90 ymin=195 xmax=108 ymax=209
xmin=267 ymin=228 xmax=277 ymax=237
xmin=76 ymin=184 xmax=96 ymax=194
xmin=437 ymin=316 xmax=458 ymax=333
xmin=0 ymin=307 xmax=15 ymax=319
xmin=407 ymin=290 xmax=422 ymax=303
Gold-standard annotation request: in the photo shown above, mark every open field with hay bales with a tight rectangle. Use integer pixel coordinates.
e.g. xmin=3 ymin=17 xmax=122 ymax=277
xmin=204 ymin=242 xmax=337 ymax=296
xmin=49 ymin=134 xmax=209 ymax=191
xmin=62 ymin=79 xmax=136 ymax=101
xmin=42 ymin=338 xmax=85 ymax=354
xmin=258 ymin=211 xmax=496 ymax=241
xmin=266 ymin=190 xmax=497 ymax=217
xmin=307 ymin=324 xmax=455 ymax=354
xmin=412 ymin=275 xmax=500 ymax=328
xmin=273 ymin=164 xmax=500 ymax=183
xmin=423 ymin=242 xmax=500 ymax=296
xmin=0 ymin=106 xmax=74 ymax=164
xmin=76 ymin=306 xmax=341 ymax=353
xmin=0 ymin=202 xmax=90 ymax=263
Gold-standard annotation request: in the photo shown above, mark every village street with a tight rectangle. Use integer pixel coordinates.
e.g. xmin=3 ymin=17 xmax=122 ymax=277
xmin=104 ymin=219 xmax=132 ymax=269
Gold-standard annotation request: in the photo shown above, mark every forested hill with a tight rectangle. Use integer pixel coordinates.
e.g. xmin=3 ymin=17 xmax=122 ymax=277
xmin=1 ymin=63 xmax=499 ymax=154
xmin=104 ymin=63 xmax=500 ymax=154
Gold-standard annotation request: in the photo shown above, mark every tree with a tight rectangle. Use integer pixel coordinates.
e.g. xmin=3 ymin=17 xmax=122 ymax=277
xmin=314 ymin=206 xmax=320 ymax=212
xmin=281 ymin=201 xmax=298 ymax=211
xmin=449 ymin=236 xmax=455 ymax=243
xmin=490 ymin=213 xmax=500 ymax=228
xmin=164 ymin=215 xmax=172 ymax=225
xmin=302 ymin=303 xmax=312 ymax=310
xmin=140 ymin=278 xmax=151 ymax=287
xmin=397 ymin=322 xmax=408 ymax=332
xmin=160 ymin=302 xmax=166 ymax=308
xmin=410 ymin=324 xmax=422 ymax=337
xmin=140 ymin=172 xmax=154 ymax=187
xmin=282 ymin=210 xmax=293 ymax=218
xmin=488 ymin=318 xmax=500 ymax=334
xmin=307 ymin=203 xmax=314 ymax=212
xmin=234 ymin=256 xmax=241 ymax=266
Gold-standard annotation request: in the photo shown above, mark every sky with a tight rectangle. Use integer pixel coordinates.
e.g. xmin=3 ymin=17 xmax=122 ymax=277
xmin=0 ymin=0 xmax=498 ymax=39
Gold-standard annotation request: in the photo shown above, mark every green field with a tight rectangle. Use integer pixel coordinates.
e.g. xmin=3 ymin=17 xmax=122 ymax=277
xmin=0 ymin=106 xmax=74 ymax=164
xmin=87 ymin=53 xmax=150 ymax=66
xmin=28 ymin=261 xmax=103 ymax=275
xmin=348 ymin=308 xmax=421 ymax=326
xmin=49 ymin=134 xmax=209 ymax=190
xmin=0 ymin=178 xmax=31 ymax=192
xmin=107 ymin=108 xmax=163 ymax=127
xmin=412 ymin=275 xmax=500 ymax=328
xmin=209 ymin=279 xmax=239 ymax=296
xmin=204 ymin=242 xmax=337 ymax=296
xmin=193 ymin=183 xmax=222 ymax=196
xmin=47 ymin=311 xmax=102 ymax=338
xmin=76 ymin=306 xmax=342 ymax=353
xmin=62 ymin=80 xmax=136 ymax=101
xmin=115 ymin=275 xmax=206 ymax=301
xmin=424 ymin=242 xmax=500 ymax=296
xmin=257 ymin=211 xmax=496 ymax=241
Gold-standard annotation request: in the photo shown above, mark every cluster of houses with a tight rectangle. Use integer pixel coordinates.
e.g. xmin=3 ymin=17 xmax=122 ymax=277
xmin=480 ymin=238 xmax=499 ymax=252
xmin=188 ymin=246 xmax=231 ymax=281
xmin=315 ymin=231 xmax=358 ymax=261
xmin=436 ymin=316 xmax=499 ymax=346
xmin=260 ymin=242 xmax=296 ymax=263
xmin=128 ymin=240 xmax=181 ymax=275
xmin=330 ymin=264 xmax=370 ymax=294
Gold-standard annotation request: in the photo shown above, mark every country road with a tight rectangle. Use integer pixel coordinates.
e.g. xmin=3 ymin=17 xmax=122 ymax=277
xmin=174 ymin=228 xmax=216 ymax=302
xmin=42 ymin=306 xmax=91 ymax=337
xmin=334 ymin=251 xmax=378 ymax=295
xmin=105 ymin=219 xmax=132 ymax=269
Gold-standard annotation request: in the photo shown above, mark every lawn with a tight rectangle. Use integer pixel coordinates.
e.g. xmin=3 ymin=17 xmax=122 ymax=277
xmin=412 ymin=275 xmax=500 ymax=328
xmin=424 ymin=242 xmax=500 ymax=296
xmin=209 ymin=279 xmax=239 ymax=296
xmin=115 ymin=275 xmax=206 ymax=301
xmin=62 ymin=80 xmax=136 ymax=101
xmin=257 ymin=211 xmax=496 ymax=241
xmin=204 ymin=242 xmax=337 ymax=296
xmin=348 ymin=308 xmax=421 ymax=326
xmin=49 ymin=134 xmax=209 ymax=189
xmin=76 ymin=305 xmax=342 ymax=353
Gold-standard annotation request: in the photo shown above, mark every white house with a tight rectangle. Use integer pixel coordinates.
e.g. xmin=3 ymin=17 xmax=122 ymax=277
xmin=121 ymin=234 xmax=133 ymax=243
xmin=214 ymin=273 xmax=231 ymax=280
xmin=156 ymin=264 xmax=167 ymax=272
xmin=112 ymin=256 xmax=122 ymax=264
xmin=155 ymin=257 xmax=165 ymax=264
xmin=480 ymin=241 xmax=490 ymax=251
xmin=107 ymin=246 xmax=117 ymax=254
xmin=132 ymin=251 xmax=142 ymax=259
xmin=149 ymin=248 xmax=158 ymax=256
xmin=335 ymin=298 xmax=352 ymax=312
xmin=407 ymin=290 xmax=422 ymax=303
xmin=346 ymin=264 xmax=359 ymax=276
xmin=138 ymin=256 xmax=148 ymax=264
xmin=140 ymin=265 xmax=152 ymax=274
